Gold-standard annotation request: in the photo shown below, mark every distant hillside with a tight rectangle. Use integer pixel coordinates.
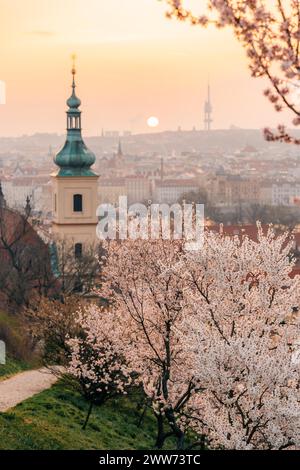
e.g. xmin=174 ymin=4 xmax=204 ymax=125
xmin=1 ymin=128 xmax=299 ymax=159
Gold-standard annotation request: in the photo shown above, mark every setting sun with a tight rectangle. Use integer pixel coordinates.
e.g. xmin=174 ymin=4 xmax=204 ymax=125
xmin=147 ymin=116 xmax=159 ymax=128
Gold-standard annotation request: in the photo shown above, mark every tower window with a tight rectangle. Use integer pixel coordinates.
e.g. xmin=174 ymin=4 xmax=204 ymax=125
xmin=73 ymin=194 xmax=83 ymax=212
xmin=74 ymin=242 xmax=82 ymax=259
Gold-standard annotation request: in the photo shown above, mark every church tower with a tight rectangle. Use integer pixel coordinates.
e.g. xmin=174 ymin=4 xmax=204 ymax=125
xmin=52 ymin=58 xmax=99 ymax=251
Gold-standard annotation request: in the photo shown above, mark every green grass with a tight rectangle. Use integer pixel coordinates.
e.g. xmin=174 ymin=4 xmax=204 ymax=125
xmin=0 ymin=309 xmax=41 ymax=380
xmin=0 ymin=310 xmax=17 ymax=328
xmin=0 ymin=310 xmax=30 ymax=379
xmin=0 ymin=382 xmax=177 ymax=450
xmin=0 ymin=355 xmax=31 ymax=380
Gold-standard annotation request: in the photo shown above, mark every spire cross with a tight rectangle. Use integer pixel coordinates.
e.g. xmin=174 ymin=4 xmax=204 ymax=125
xmin=71 ymin=54 xmax=77 ymax=88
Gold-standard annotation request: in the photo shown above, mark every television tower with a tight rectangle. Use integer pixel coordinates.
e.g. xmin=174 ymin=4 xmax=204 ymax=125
xmin=204 ymin=83 xmax=213 ymax=131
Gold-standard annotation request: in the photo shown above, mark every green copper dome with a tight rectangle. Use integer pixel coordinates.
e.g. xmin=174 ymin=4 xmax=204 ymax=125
xmin=54 ymin=65 xmax=97 ymax=177
xmin=66 ymin=93 xmax=81 ymax=110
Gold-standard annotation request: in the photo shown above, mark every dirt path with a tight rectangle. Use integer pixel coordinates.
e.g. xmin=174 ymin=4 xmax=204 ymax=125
xmin=0 ymin=367 xmax=61 ymax=412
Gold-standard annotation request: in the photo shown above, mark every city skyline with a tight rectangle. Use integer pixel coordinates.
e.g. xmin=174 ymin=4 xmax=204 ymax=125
xmin=0 ymin=0 xmax=294 ymax=136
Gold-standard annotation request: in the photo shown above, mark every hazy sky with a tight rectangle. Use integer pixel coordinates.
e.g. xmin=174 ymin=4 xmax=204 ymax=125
xmin=0 ymin=0 xmax=293 ymax=136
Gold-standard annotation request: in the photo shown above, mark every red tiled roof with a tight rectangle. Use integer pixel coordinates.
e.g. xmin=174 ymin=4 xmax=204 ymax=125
xmin=207 ymin=224 xmax=270 ymax=242
xmin=207 ymin=224 xmax=300 ymax=278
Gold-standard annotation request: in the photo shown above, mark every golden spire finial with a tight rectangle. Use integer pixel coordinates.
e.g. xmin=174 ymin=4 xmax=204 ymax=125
xmin=71 ymin=53 xmax=77 ymax=77
xmin=71 ymin=54 xmax=77 ymax=90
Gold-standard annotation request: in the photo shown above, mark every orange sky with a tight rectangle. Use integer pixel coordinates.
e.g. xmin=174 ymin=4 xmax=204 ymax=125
xmin=0 ymin=0 xmax=293 ymax=136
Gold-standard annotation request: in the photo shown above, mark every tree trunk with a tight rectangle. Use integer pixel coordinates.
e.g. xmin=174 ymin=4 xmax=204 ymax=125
xmin=165 ymin=409 xmax=185 ymax=450
xmin=82 ymin=401 xmax=93 ymax=430
xmin=175 ymin=431 xmax=185 ymax=450
xmin=155 ymin=413 xmax=165 ymax=449
xmin=137 ymin=403 xmax=147 ymax=428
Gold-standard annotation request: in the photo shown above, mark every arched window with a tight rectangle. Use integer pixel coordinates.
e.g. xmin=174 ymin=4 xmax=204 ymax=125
xmin=74 ymin=242 xmax=82 ymax=259
xmin=73 ymin=194 xmax=82 ymax=212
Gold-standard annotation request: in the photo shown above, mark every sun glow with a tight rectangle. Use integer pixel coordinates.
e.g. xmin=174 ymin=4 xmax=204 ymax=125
xmin=147 ymin=116 xmax=159 ymax=128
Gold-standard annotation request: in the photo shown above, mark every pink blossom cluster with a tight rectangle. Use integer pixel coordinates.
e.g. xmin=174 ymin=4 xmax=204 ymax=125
xmin=165 ymin=1 xmax=300 ymax=143
xmin=68 ymin=305 xmax=133 ymax=404
xmin=68 ymin=226 xmax=300 ymax=448
xmin=178 ymin=224 xmax=300 ymax=449
xmin=102 ymin=238 xmax=200 ymax=439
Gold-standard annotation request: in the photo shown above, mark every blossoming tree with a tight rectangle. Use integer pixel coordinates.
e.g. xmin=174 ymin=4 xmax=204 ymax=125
xmin=68 ymin=304 xmax=133 ymax=429
xmin=164 ymin=0 xmax=300 ymax=143
xmin=68 ymin=225 xmax=300 ymax=448
xmin=179 ymin=225 xmax=300 ymax=449
xmin=102 ymin=238 xmax=201 ymax=449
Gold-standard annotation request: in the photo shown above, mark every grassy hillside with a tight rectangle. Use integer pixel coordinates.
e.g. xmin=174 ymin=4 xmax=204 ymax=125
xmin=0 ymin=382 xmax=176 ymax=450
xmin=0 ymin=356 xmax=31 ymax=380
xmin=0 ymin=309 xmax=40 ymax=380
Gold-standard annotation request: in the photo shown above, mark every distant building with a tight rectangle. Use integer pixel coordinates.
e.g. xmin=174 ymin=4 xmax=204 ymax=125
xmin=257 ymin=180 xmax=300 ymax=206
xmin=99 ymin=175 xmax=199 ymax=206
xmin=259 ymin=182 xmax=273 ymax=205
xmin=2 ymin=178 xmax=34 ymax=209
xmin=13 ymin=163 xmax=25 ymax=177
xmin=271 ymin=181 xmax=300 ymax=206
xmin=135 ymin=161 xmax=161 ymax=179
xmin=108 ymin=139 xmax=125 ymax=173
xmin=207 ymin=174 xmax=260 ymax=206
xmin=2 ymin=176 xmax=50 ymax=211
xmin=154 ymin=179 xmax=199 ymax=204
xmin=98 ymin=177 xmax=126 ymax=206
xmin=33 ymin=182 xmax=52 ymax=213
xmin=126 ymin=176 xmax=152 ymax=204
